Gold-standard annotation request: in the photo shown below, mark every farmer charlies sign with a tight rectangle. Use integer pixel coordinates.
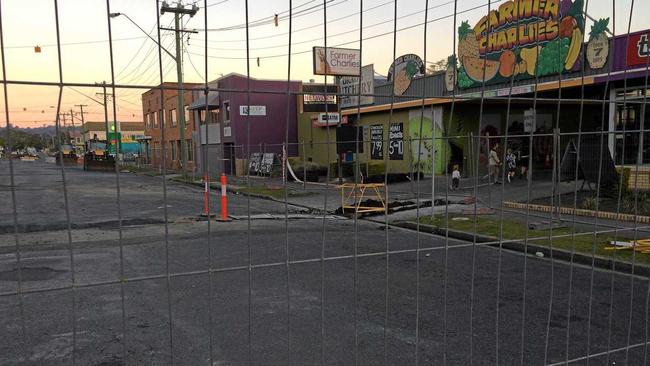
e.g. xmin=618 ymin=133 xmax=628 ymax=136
xmin=456 ymin=0 xmax=586 ymax=89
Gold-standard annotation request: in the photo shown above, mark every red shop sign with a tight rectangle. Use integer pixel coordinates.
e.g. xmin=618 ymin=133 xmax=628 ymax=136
xmin=626 ymin=32 xmax=650 ymax=67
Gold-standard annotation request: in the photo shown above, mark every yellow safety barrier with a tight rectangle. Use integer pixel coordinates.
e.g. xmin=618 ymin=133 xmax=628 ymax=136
xmin=339 ymin=183 xmax=387 ymax=214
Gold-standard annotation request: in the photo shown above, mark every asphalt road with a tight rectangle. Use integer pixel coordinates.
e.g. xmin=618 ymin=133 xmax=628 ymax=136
xmin=1 ymin=160 xmax=649 ymax=365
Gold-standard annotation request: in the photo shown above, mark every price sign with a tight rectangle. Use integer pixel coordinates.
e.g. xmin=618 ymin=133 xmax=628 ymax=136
xmin=370 ymin=124 xmax=383 ymax=160
xmin=389 ymin=123 xmax=404 ymax=160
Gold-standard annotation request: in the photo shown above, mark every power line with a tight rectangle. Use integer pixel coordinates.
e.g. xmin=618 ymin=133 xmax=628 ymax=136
xmin=184 ymin=44 xmax=204 ymax=80
xmin=187 ymin=0 xmax=499 ymax=60
xmin=198 ymin=0 xmax=321 ymax=32
xmin=116 ymin=17 xmax=176 ymax=84
xmin=198 ymin=0 xmax=230 ymax=8
xmin=6 ymin=35 xmax=147 ymax=50
xmin=188 ymin=0 xmax=454 ymax=52
xmin=115 ymin=21 xmax=159 ymax=79
xmin=193 ymin=0 xmax=393 ymax=44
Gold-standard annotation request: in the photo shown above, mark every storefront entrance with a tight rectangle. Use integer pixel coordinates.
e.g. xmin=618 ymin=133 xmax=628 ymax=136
xmin=614 ymin=88 xmax=650 ymax=165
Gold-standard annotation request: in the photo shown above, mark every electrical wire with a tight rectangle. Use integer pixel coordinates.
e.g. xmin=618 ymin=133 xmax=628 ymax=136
xmin=187 ymin=0 xmax=499 ymax=60
xmin=188 ymin=0 xmax=457 ymax=52
xmin=198 ymin=0 xmax=320 ymax=31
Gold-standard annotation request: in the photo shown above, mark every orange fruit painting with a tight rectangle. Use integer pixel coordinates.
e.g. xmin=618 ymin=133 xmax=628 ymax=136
xmin=463 ymin=57 xmax=500 ymax=82
xmin=498 ymin=50 xmax=516 ymax=78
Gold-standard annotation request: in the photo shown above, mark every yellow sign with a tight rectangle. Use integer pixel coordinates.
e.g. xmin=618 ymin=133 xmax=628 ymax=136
xmin=456 ymin=0 xmax=585 ymax=89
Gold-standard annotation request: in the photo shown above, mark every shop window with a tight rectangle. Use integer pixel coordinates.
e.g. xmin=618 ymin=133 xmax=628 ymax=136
xmin=616 ymin=105 xmax=637 ymax=130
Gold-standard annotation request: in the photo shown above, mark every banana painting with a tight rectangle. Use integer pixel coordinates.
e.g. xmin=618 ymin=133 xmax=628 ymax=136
xmin=455 ymin=0 xmax=587 ymax=89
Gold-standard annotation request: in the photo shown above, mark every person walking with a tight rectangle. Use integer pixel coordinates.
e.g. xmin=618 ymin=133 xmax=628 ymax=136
xmin=505 ymin=148 xmax=517 ymax=183
xmin=451 ymin=164 xmax=461 ymax=190
xmin=489 ymin=143 xmax=501 ymax=184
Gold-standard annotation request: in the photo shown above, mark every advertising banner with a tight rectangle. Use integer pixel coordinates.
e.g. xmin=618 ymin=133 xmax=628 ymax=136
xmin=302 ymin=84 xmax=338 ymax=112
xmin=239 ymin=105 xmax=267 ymax=116
xmin=339 ymin=64 xmax=374 ymax=108
xmin=370 ymin=124 xmax=383 ymax=160
xmin=388 ymin=123 xmax=404 ymax=160
xmin=311 ymin=112 xmax=341 ymax=127
xmin=313 ymin=47 xmax=361 ymax=76
xmin=456 ymin=0 xmax=587 ymax=89
xmin=387 ymin=54 xmax=425 ymax=95
xmin=625 ymin=32 xmax=650 ymax=67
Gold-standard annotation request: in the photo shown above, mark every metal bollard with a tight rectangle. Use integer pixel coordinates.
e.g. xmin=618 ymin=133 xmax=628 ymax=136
xmin=203 ymin=172 xmax=210 ymax=216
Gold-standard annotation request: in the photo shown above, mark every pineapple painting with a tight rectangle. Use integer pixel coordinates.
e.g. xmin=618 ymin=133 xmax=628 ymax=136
xmin=458 ymin=21 xmax=479 ymax=62
xmin=387 ymin=54 xmax=424 ymax=96
xmin=457 ymin=20 xmax=500 ymax=83
xmin=586 ymin=18 xmax=609 ymax=69
xmin=444 ymin=55 xmax=457 ymax=92
xmin=393 ymin=61 xmax=419 ymax=95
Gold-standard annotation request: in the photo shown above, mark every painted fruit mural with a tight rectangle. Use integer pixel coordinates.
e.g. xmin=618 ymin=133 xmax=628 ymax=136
xmin=586 ymin=18 xmax=610 ymax=69
xmin=409 ymin=117 xmax=449 ymax=175
xmin=394 ymin=61 xmax=419 ymax=95
xmin=456 ymin=0 xmax=586 ymax=89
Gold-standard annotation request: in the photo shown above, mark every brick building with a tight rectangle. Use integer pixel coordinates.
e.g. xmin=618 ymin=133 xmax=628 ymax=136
xmin=141 ymin=82 xmax=201 ymax=172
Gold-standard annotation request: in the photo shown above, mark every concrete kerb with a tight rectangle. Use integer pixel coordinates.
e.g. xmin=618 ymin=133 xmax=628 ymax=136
xmin=392 ymin=221 xmax=650 ymax=278
xmin=161 ymin=175 xmax=327 ymax=214
xmin=504 ymin=201 xmax=650 ymax=224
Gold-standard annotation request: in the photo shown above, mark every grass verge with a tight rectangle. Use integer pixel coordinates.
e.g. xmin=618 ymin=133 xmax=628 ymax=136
xmin=417 ymin=215 xmax=650 ymax=266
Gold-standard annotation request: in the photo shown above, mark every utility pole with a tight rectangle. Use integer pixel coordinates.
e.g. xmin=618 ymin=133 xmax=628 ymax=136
xmin=60 ymin=113 xmax=68 ymax=143
xmin=74 ymin=104 xmax=88 ymax=146
xmin=95 ymin=82 xmax=113 ymax=149
xmin=161 ymin=1 xmax=198 ymax=176
xmin=69 ymin=109 xmax=77 ymax=147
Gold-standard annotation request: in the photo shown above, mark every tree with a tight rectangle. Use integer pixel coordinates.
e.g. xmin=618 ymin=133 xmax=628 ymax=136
xmin=426 ymin=58 xmax=448 ymax=74
xmin=0 ymin=128 xmax=48 ymax=150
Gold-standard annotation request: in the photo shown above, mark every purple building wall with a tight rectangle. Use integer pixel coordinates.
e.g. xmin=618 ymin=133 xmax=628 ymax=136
xmin=593 ymin=28 xmax=650 ymax=83
xmin=217 ymin=74 xmax=301 ymax=158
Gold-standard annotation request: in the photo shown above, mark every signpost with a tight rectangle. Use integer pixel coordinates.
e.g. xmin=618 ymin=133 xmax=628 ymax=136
xmin=313 ymin=47 xmax=361 ymax=76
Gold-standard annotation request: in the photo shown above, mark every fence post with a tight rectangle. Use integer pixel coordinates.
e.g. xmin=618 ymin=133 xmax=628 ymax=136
xmin=282 ymin=142 xmax=287 ymax=185
xmin=302 ymin=141 xmax=307 ymax=189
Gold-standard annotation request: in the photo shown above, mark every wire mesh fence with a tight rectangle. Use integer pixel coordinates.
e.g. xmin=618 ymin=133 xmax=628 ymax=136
xmin=1 ymin=0 xmax=650 ymax=365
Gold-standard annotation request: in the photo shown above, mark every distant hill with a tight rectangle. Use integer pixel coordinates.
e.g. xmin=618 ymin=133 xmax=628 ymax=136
xmin=1 ymin=127 xmax=58 ymax=150
xmin=14 ymin=125 xmax=58 ymax=136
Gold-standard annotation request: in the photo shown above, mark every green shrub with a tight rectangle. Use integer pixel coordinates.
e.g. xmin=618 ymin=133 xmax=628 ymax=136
xmin=622 ymin=192 xmax=650 ymax=216
xmin=581 ymin=195 xmax=597 ymax=210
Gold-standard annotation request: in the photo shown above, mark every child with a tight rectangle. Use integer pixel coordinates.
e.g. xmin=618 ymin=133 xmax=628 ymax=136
xmin=505 ymin=148 xmax=516 ymax=183
xmin=451 ymin=164 xmax=461 ymax=190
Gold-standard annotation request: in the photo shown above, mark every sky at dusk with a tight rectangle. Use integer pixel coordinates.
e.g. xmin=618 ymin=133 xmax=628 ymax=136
xmin=1 ymin=0 xmax=648 ymax=128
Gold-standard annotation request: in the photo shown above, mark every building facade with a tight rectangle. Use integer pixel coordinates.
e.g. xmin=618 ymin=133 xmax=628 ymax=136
xmin=189 ymin=73 xmax=301 ymax=175
xmin=141 ymin=82 xmax=201 ymax=172
xmin=299 ymin=21 xmax=650 ymax=187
